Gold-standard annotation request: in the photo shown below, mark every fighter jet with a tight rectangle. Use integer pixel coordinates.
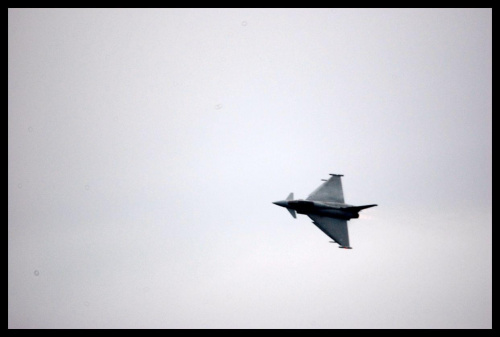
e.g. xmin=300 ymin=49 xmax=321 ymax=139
xmin=273 ymin=174 xmax=377 ymax=249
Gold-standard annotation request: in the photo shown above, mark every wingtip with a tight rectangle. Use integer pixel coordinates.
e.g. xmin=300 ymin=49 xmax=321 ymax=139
xmin=329 ymin=242 xmax=352 ymax=249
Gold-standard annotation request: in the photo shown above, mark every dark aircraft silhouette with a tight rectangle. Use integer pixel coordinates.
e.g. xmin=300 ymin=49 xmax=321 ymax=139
xmin=273 ymin=174 xmax=377 ymax=249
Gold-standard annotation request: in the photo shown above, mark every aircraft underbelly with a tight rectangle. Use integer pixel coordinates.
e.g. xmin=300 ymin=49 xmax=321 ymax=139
xmin=296 ymin=207 xmax=354 ymax=219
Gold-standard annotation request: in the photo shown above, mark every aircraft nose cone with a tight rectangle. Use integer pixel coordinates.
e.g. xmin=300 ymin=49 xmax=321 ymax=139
xmin=273 ymin=200 xmax=288 ymax=207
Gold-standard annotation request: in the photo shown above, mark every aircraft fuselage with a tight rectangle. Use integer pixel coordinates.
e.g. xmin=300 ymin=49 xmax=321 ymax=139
xmin=274 ymin=200 xmax=359 ymax=220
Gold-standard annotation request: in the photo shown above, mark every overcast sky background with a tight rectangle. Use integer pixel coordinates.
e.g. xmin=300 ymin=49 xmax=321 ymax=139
xmin=8 ymin=9 xmax=491 ymax=329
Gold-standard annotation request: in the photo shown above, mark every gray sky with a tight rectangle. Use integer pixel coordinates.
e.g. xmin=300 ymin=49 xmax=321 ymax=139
xmin=8 ymin=8 xmax=491 ymax=328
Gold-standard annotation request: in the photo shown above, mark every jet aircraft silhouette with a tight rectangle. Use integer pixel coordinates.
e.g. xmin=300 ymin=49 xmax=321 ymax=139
xmin=273 ymin=174 xmax=377 ymax=249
